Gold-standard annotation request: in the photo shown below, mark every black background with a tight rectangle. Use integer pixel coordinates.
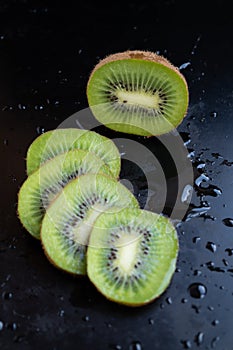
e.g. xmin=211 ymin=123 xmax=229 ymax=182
xmin=1 ymin=1 xmax=233 ymax=349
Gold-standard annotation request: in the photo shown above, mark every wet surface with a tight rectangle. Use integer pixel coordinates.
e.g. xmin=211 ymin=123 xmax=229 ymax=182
xmin=1 ymin=1 xmax=233 ymax=349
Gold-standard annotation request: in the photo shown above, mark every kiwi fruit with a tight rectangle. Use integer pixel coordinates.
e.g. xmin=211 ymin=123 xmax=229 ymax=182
xmin=41 ymin=174 xmax=139 ymax=275
xmin=87 ymin=207 xmax=178 ymax=306
xmin=87 ymin=50 xmax=189 ymax=136
xmin=18 ymin=149 xmax=113 ymax=239
xmin=26 ymin=128 xmax=121 ymax=178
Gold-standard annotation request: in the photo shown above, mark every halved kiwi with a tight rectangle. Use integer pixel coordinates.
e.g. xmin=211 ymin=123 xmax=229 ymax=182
xmin=87 ymin=50 xmax=189 ymax=136
xmin=18 ymin=149 xmax=113 ymax=239
xmin=87 ymin=207 xmax=178 ymax=306
xmin=41 ymin=174 xmax=139 ymax=275
xmin=26 ymin=128 xmax=121 ymax=178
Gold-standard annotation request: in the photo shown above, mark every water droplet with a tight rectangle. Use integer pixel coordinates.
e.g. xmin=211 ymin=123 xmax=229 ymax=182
xmin=36 ymin=126 xmax=45 ymax=135
xmin=0 ymin=321 xmax=4 ymax=331
xmin=13 ymin=334 xmax=25 ymax=343
xmin=222 ymin=218 xmax=233 ymax=227
xmin=181 ymin=298 xmax=188 ymax=303
xmin=181 ymin=185 xmax=193 ymax=203
xmin=188 ymin=283 xmax=207 ymax=299
xmin=193 ymin=270 xmax=202 ymax=276
xmin=225 ymin=248 xmax=233 ymax=256
xmin=195 ymin=173 xmax=210 ymax=187
xmin=196 ymin=162 xmax=206 ymax=169
xmin=34 ymin=105 xmax=44 ymax=111
xmin=11 ymin=176 xmax=17 ymax=183
xmin=182 ymin=133 xmax=191 ymax=146
xmin=113 ymin=345 xmax=122 ymax=350
xmin=181 ymin=339 xmax=192 ymax=349
xmin=2 ymin=105 xmax=13 ymax=111
xmin=206 ymin=261 xmax=225 ymax=273
xmin=212 ymin=319 xmax=219 ymax=326
xmin=82 ymin=315 xmax=90 ymax=322
xmin=210 ymin=111 xmax=217 ymax=118
xmin=7 ymin=322 xmax=17 ymax=331
xmin=222 ymin=258 xmax=228 ymax=266
xmin=179 ymin=62 xmax=191 ymax=70
xmin=192 ymin=304 xmax=201 ymax=314
xmin=196 ymin=184 xmax=222 ymax=197
xmin=195 ymin=332 xmax=204 ymax=346
xmin=211 ymin=336 xmax=220 ymax=348
xmin=188 ymin=149 xmax=195 ymax=158
xmin=211 ymin=152 xmax=223 ymax=159
xmin=148 ymin=318 xmax=154 ymax=325
xmin=60 ymin=77 xmax=68 ymax=84
xmin=18 ymin=103 xmax=26 ymax=110
xmin=2 ymin=291 xmax=13 ymax=300
xmin=206 ymin=242 xmax=217 ymax=253
xmin=129 ymin=341 xmax=142 ymax=350
xmin=166 ymin=296 xmax=172 ymax=305
xmin=58 ymin=310 xmax=65 ymax=317
xmin=201 ymin=213 xmax=216 ymax=221
xmin=221 ymin=159 xmax=233 ymax=167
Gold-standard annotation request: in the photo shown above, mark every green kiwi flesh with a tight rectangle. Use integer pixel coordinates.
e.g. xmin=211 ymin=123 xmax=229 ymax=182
xmin=41 ymin=174 xmax=139 ymax=275
xmin=26 ymin=128 xmax=121 ymax=178
xmin=18 ymin=149 xmax=113 ymax=239
xmin=87 ymin=50 xmax=189 ymax=136
xmin=87 ymin=208 xmax=178 ymax=306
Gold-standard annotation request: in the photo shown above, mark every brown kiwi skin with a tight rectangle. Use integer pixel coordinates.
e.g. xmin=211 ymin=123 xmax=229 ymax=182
xmin=87 ymin=50 xmax=189 ymax=137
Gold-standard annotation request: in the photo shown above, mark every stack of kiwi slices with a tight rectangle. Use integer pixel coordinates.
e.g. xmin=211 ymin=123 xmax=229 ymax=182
xmin=17 ymin=50 xmax=187 ymax=306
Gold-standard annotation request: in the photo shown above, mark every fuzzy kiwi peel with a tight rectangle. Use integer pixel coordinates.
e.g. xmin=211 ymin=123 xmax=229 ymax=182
xmin=87 ymin=207 xmax=178 ymax=306
xmin=87 ymin=50 xmax=189 ymax=136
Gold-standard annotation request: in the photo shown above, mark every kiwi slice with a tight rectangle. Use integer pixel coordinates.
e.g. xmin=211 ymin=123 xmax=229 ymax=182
xmin=87 ymin=50 xmax=189 ymax=136
xmin=41 ymin=174 xmax=139 ymax=275
xmin=26 ymin=128 xmax=121 ymax=178
xmin=18 ymin=149 xmax=112 ymax=239
xmin=87 ymin=207 xmax=178 ymax=306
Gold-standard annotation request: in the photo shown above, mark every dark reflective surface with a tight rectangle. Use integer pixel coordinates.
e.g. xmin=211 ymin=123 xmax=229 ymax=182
xmin=1 ymin=1 xmax=233 ymax=349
